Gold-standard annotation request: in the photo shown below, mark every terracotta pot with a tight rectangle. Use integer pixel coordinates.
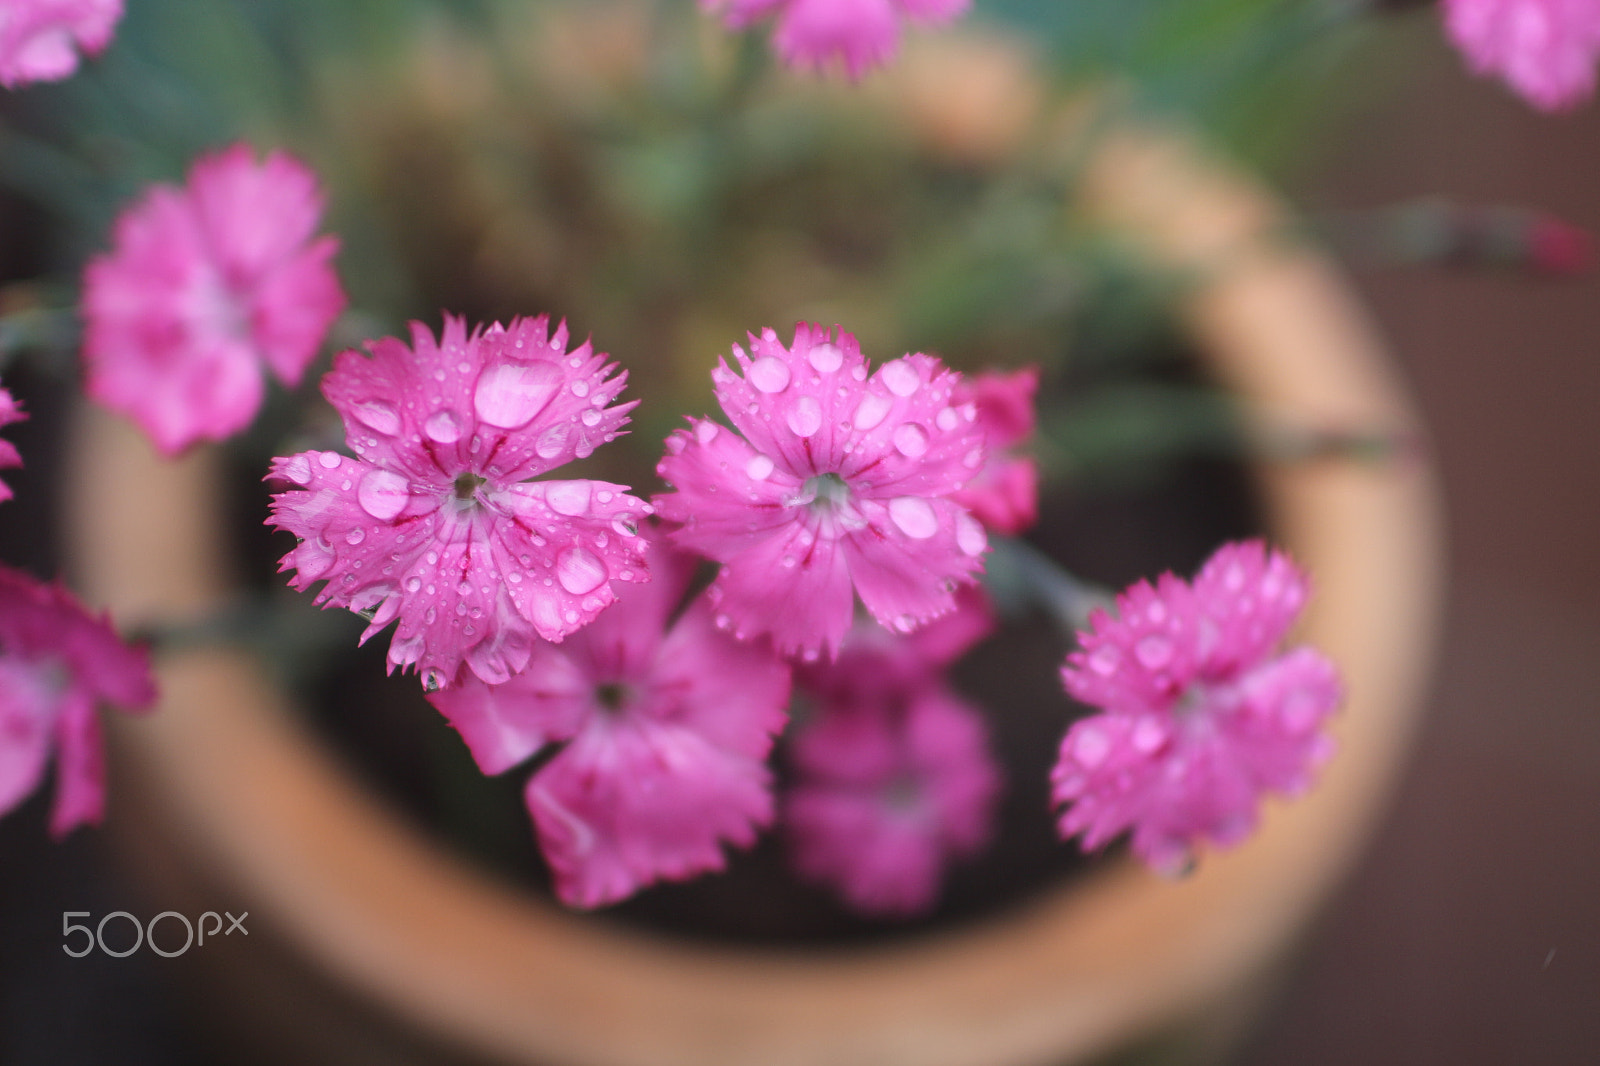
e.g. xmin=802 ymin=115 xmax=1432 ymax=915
xmin=63 ymin=77 xmax=1443 ymax=1066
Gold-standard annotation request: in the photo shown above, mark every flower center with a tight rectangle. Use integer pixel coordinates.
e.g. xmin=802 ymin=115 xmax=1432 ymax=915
xmin=595 ymin=682 xmax=632 ymax=712
xmin=454 ymin=471 xmax=487 ymax=501
xmin=801 ymin=471 xmax=851 ymax=509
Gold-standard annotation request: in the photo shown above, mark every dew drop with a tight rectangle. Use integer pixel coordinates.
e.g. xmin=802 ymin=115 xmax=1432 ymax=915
xmin=888 ymin=496 xmax=938 ymax=539
xmin=281 ymin=455 xmax=313 ymax=485
xmin=1088 ymin=644 xmax=1120 ymax=676
xmin=881 ymin=358 xmax=920 ymax=397
xmin=535 ymin=422 xmax=571 ymax=459
xmin=1136 ymin=634 xmax=1174 ymax=669
xmin=696 ymin=421 xmax=719 ymax=445
xmin=473 ymin=361 xmax=562 ymax=428
xmin=808 ymin=342 xmax=843 ymax=373
xmin=318 ymin=451 xmax=342 ymax=469
xmin=893 ymin=422 xmax=930 ymax=457
xmin=1132 ymin=717 xmax=1167 ymax=753
xmin=747 ymin=356 xmax=791 ymax=393
xmin=345 ymin=528 xmax=366 ymax=546
xmin=357 ymin=470 xmax=410 ymax=521
xmin=1074 ymin=726 xmax=1110 ymax=768
xmin=853 ymin=393 xmax=893 ymax=431
xmin=612 ymin=517 xmax=638 ymax=537
xmin=555 ymin=547 xmax=607 ymax=594
xmin=545 ymin=480 xmax=592 ymax=516
xmin=581 ymin=409 xmax=601 ymax=427
xmin=571 ymin=380 xmax=589 ymax=398
xmin=406 ymin=577 xmax=422 ymax=592
xmin=424 ymin=409 xmax=463 ymax=443
xmin=351 ymin=400 xmax=401 ymax=436
xmin=787 ymin=396 xmax=822 ymax=437
xmin=955 ymin=511 xmax=988 ymax=556
xmin=963 ymin=448 xmax=984 ymax=469
xmin=935 ymin=407 xmax=959 ymax=432
xmin=745 ymin=454 xmax=774 ymax=480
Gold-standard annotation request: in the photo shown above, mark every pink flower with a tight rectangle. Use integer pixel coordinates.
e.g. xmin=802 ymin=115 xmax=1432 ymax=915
xmin=785 ymin=589 xmax=998 ymax=917
xmin=654 ymin=323 xmax=990 ymax=661
xmin=1444 ymin=0 xmax=1600 ymax=111
xmin=0 ymin=0 xmax=122 ymax=88
xmin=0 ymin=380 xmax=24 ymax=503
xmin=703 ymin=0 xmax=970 ymax=79
xmin=0 ymin=564 xmax=155 ymax=837
xmin=428 ymin=537 xmax=790 ymax=908
xmin=83 ymin=143 xmax=346 ymax=455
xmin=269 ymin=314 xmax=652 ymax=691
xmin=1051 ymin=541 xmax=1342 ymax=875
xmin=949 ymin=367 xmax=1039 ymax=535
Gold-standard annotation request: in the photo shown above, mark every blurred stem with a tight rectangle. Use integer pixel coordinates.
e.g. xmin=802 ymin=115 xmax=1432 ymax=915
xmin=985 ymin=536 xmax=1114 ymax=637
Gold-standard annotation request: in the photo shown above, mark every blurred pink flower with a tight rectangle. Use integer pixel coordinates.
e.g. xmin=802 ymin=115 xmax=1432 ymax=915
xmin=1444 ymin=0 xmax=1600 ymax=110
xmin=1052 ymin=540 xmax=1342 ymax=875
xmin=429 ymin=537 xmax=790 ymax=908
xmin=949 ymin=367 xmax=1039 ymax=535
xmin=654 ymin=323 xmax=990 ymax=661
xmin=785 ymin=589 xmax=998 ymax=917
xmin=83 ymin=143 xmax=346 ymax=455
xmin=0 ymin=380 xmax=24 ymax=502
xmin=0 ymin=564 xmax=154 ymax=837
xmin=269 ymin=314 xmax=651 ymax=691
xmin=704 ymin=0 xmax=970 ymax=79
xmin=0 ymin=0 xmax=122 ymax=88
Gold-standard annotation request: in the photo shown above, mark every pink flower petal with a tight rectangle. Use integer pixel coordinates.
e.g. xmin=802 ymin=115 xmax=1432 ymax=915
xmin=0 ymin=380 xmax=25 ymax=503
xmin=0 ymin=0 xmax=122 ymax=88
xmin=1444 ymin=0 xmax=1600 ymax=110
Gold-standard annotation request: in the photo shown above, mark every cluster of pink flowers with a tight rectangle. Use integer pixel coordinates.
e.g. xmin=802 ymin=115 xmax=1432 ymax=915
xmin=0 ymin=0 xmax=121 ymax=88
xmin=702 ymin=0 xmax=971 ymax=79
xmin=32 ymin=126 xmax=1350 ymax=917
xmin=786 ymin=588 xmax=999 ymax=915
xmin=0 ymin=565 xmax=154 ymax=836
xmin=84 ymin=143 xmax=346 ymax=455
xmin=1444 ymin=0 xmax=1600 ymax=110
xmin=1051 ymin=541 xmax=1342 ymax=874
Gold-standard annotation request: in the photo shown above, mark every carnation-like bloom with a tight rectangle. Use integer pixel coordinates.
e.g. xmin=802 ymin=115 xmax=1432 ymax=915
xmin=785 ymin=589 xmax=998 ymax=917
xmin=269 ymin=314 xmax=651 ymax=691
xmin=1051 ymin=540 xmax=1342 ymax=875
xmin=1444 ymin=0 xmax=1600 ymax=111
xmin=0 ymin=380 xmax=24 ymax=503
xmin=0 ymin=0 xmax=122 ymax=88
xmin=428 ymin=536 xmax=790 ymax=908
xmin=654 ymin=323 xmax=990 ymax=661
xmin=949 ymin=367 xmax=1039 ymax=535
xmin=83 ymin=143 xmax=346 ymax=455
xmin=0 ymin=564 xmax=155 ymax=837
xmin=703 ymin=0 xmax=970 ymax=79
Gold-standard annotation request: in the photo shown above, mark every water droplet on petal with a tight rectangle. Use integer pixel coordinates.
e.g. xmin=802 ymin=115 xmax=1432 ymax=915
xmin=1074 ymin=725 xmax=1110 ymax=768
xmin=881 ymin=358 xmax=920 ymax=397
xmin=357 ymin=470 xmax=410 ymax=521
xmin=318 ymin=451 xmax=342 ymax=469
xmin=545 ymin=480 xmax=592 ymax=516
xmin=281 ymin=455 xmax=312 ymax=485
xmin=747 ymin=356 xmax=791 ymax=393
xmin=424 ymin=409 xmax=463 ymax=443
xmin=535 ymin=422 xmax=571 ymax=459
xmin=695 ymin=421 xmax=719 ymax=445
xmin=746 ymin=454 xmax=774 ymax=480
xmin=955 ymin=512 xmax=987 ymax=556
xmin=581 ymin=409 xmax=601 ymax=427
xmin=473 ymin=361 xmax=562 ymax=428
xmin=888 ymin=496 xmax=938 ymax=539
xmin=612 ymin=517 xmax=638 ymax=537
xmin=935 ymin=407 xmax=959 ymax=431
xmin=406 ymin=577 xmax=422 ymax=592
xmin=1136 ymin=634 xmax=1174 ymax=669
xmin=351 ymin=400 xmax=401 ymax=436
xmin=570 ymin=380 xmax=589 ymax=398
xmin=787 ymin=396 xmax=822 ymax=437
xmin=963 ymin=448 xmax=984 ymax=469
xmin=555 ymin=546 xmax=607 ymax=594
xmin=808 ymin=342 xmax=843 ymax=373
xmin=1088 ymin=644 xmax=1120 ymax=676
xmin=853 ymin=393 xmax=892 ymax=431
xmin=893 ymin=422 xmax=929 ymax=457
xmin=345 ymin=528 xmax=365 ymax=545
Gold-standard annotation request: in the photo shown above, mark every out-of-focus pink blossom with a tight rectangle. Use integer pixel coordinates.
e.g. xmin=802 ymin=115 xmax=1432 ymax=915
xmin=270 ymin=314 xmax=651 ymax=691
xmin=83 ymin=143 xmax=346 ymax=455
xmin=1052 ymin=541 xmax=1341 ymax=875
xmin=0 ymin=0 xmax=122 ymax=88
xmin=0 ymin=564 xmax=154 ymax=837
xmin=950 ymin=367 xmax=1039 ymax=535
xmin=703 ymin=0 xmax=970 ymax=79
xmin=1444 ymin=0 xmax=1600 ymax=111
xmin=429 ymin=537 xmax=789 ymax=908
xmin=0 ymin=380 xmax=24 ymax=503
xmin=785 ymin=589 xmax=998 ymax=917
xmin=654 ymin=324 xmax=990 ymax=661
